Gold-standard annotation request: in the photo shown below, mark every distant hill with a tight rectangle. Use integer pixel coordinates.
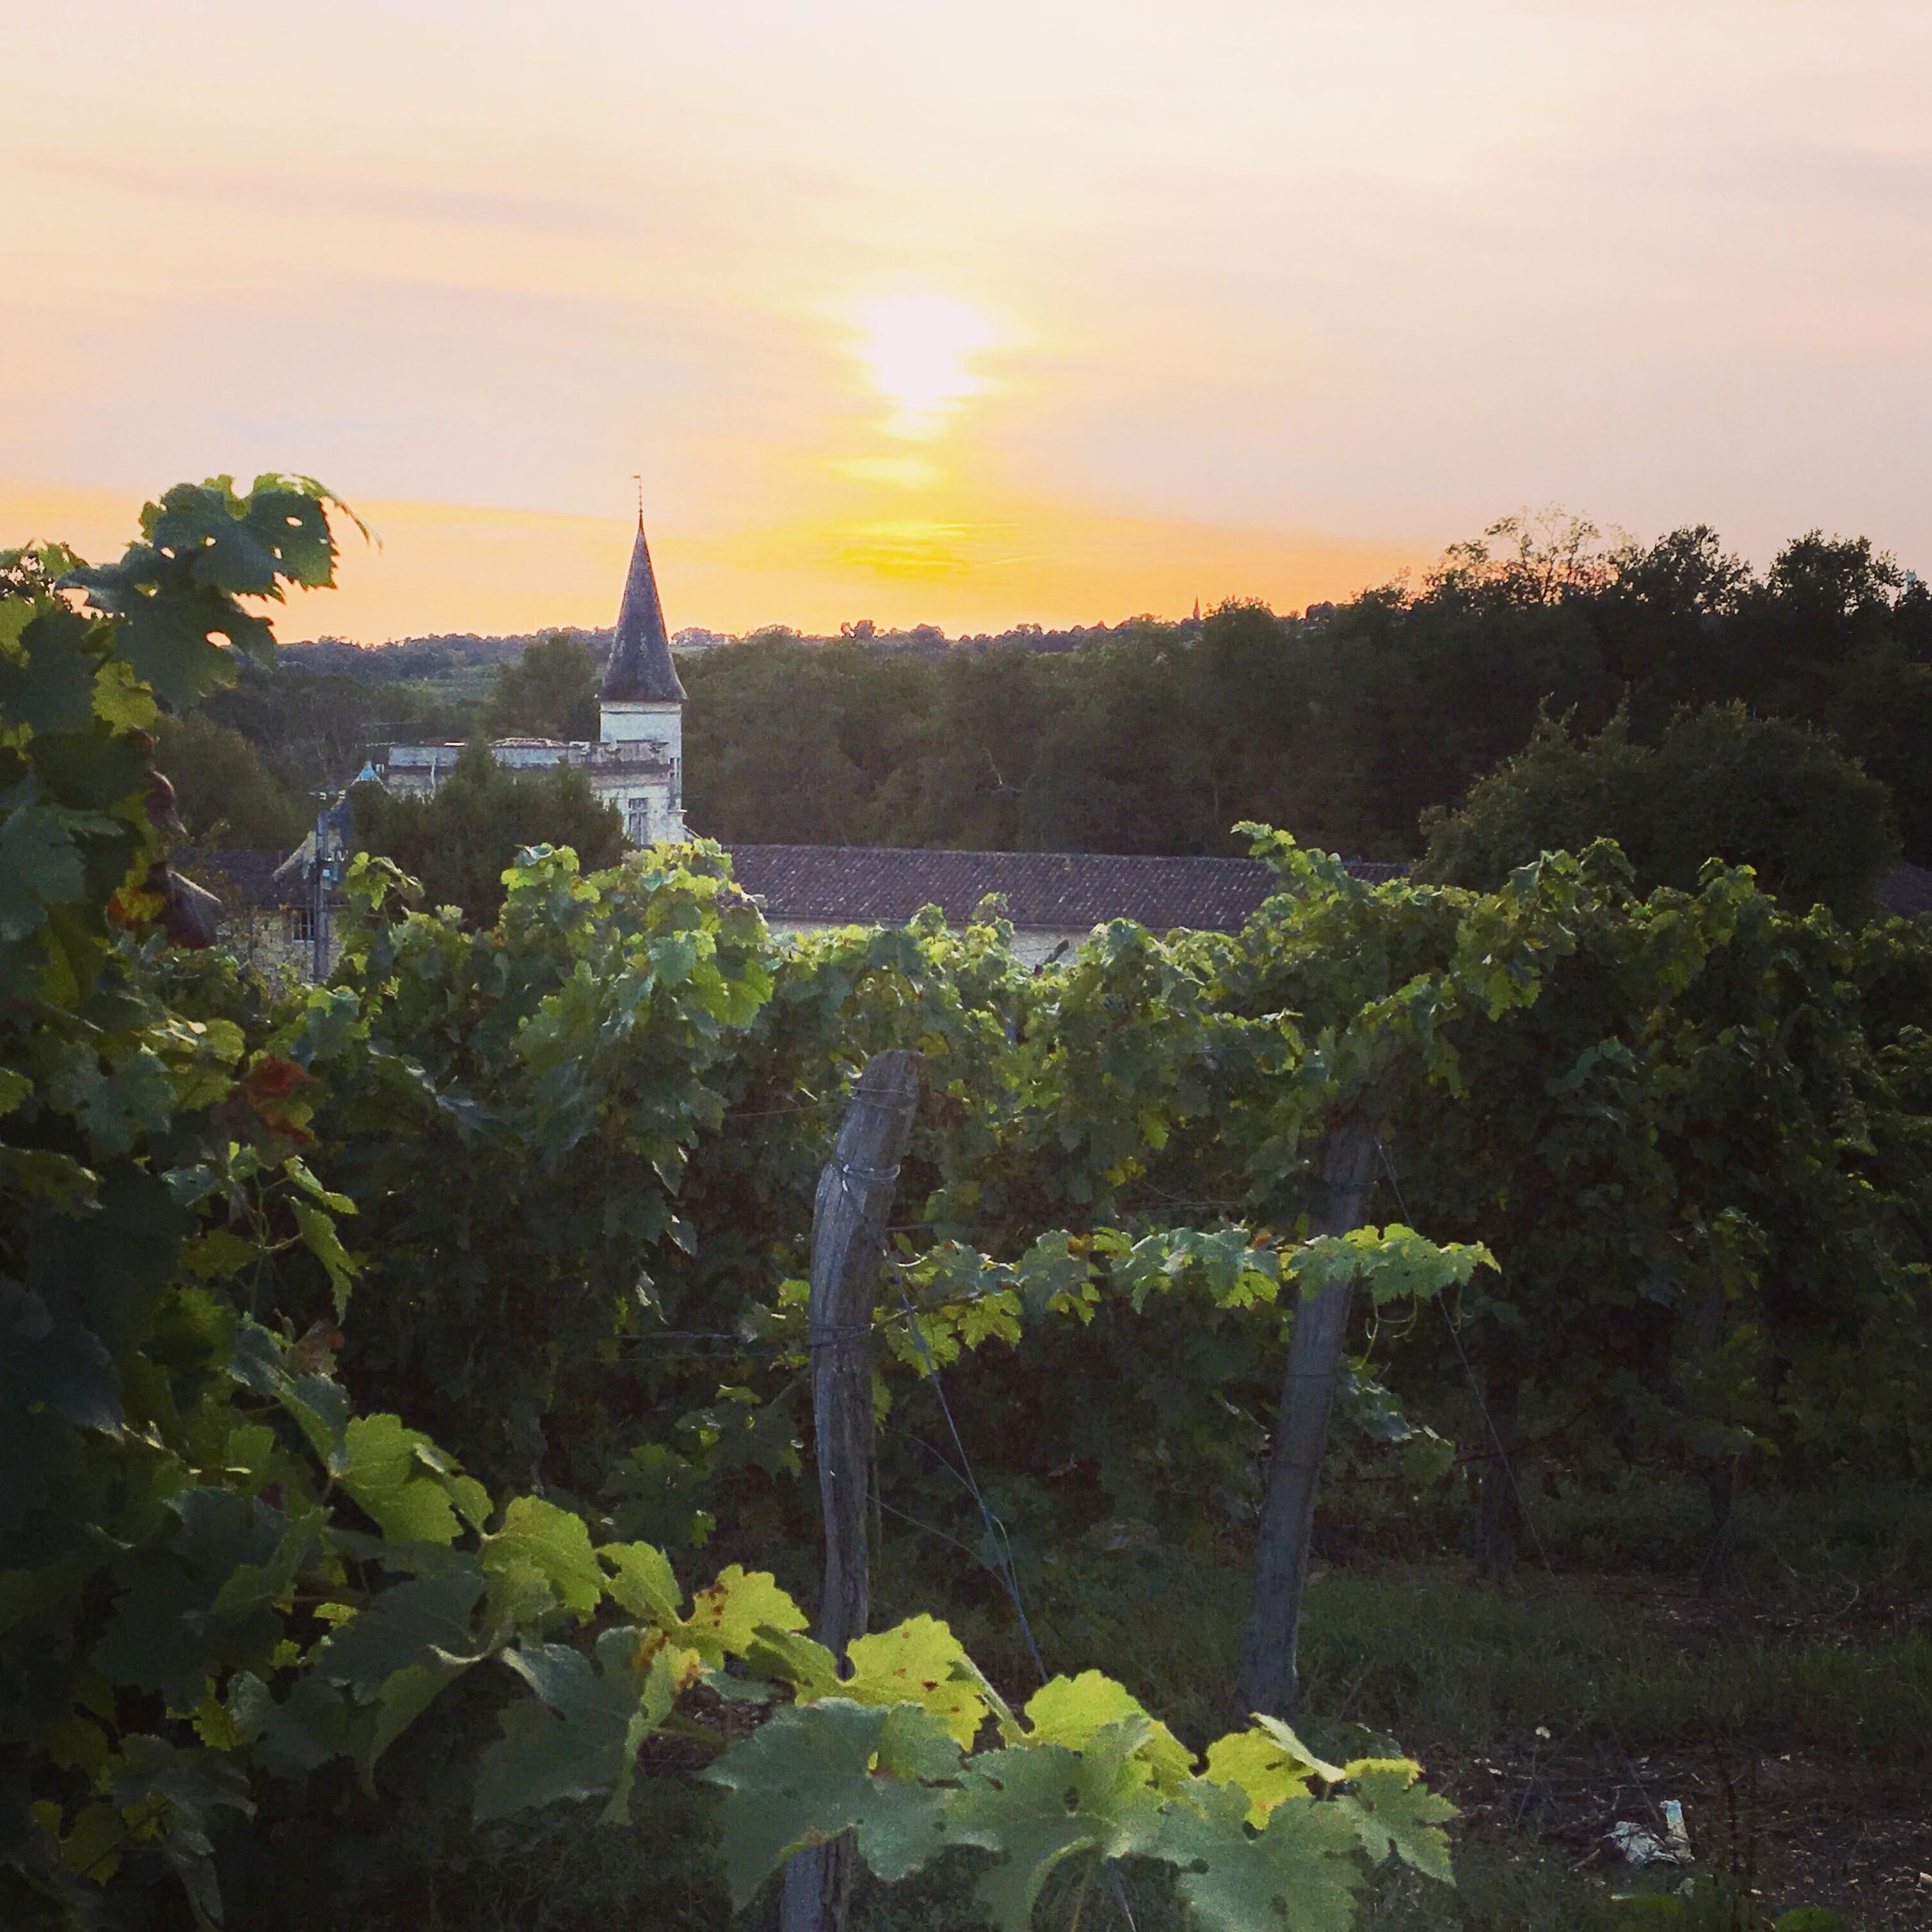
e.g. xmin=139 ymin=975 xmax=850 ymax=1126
xmin=274 ymin=617 xmax=1172 ymax=682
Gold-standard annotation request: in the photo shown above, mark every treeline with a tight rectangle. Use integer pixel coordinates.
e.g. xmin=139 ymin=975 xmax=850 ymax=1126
xmin=682 ymin=516 xmax=1932 ymax=870
xmin=162 ymin=515 xmax=1931 ymax=914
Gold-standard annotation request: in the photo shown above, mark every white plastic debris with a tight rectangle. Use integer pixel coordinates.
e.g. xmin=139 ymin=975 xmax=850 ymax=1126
xmin=1608 ymin=1798 xmax=1693 ymax=1866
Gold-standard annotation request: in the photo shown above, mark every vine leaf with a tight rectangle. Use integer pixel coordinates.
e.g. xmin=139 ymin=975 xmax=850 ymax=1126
xmin=1204 ymin=1727 xmax=1329 ymax=1826
xmin=1339 ymin=1758 xmax=1457 ymax=1883
xmin=948 ymin=1726 xmax=1166 ymax=1932
xmin=840 ymin=1614 xmax=988 ymax=1748
xmin=1021 ymin=1671 xmax=1194 ymax=1789
xmin=1158 ymin=1778 xmax=1365 ymax=1932
xmin=338 ymin=1415 xmax=485 ymax=1547
xmin=223 ymin=1672 xmax=354 ymax=1778
xmin=472 ymin=1627 xmax=670 ymax=1822
xmin=290 ymin=1202 xmax=355 ymax=1319
xmin=701 ymin=1698 xmax=961 ymax=1904
xmin=741 ymin=1624 xmax=842 ymax=1697
xmin=599 ymin=1538 xmax=682 ymax=1624
xmin=675 ymin=1563 xmax=805 ymax=1662
xmin=481 ymin=1496 xmax=604 ymax=1620
xmin=311 ymin=1571 xmax=485 ymax=1699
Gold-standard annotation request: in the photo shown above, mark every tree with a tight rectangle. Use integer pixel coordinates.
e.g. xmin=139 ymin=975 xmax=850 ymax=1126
xmin=485 ymin=630 xmax=599 ymax=740
xmin=352 ymin=741 xmax=625 ymax=923
xmin=1418 ymin=704 xmax=1900 ymax=922
xmin=154 ymin=711 xmax=309 ymax=846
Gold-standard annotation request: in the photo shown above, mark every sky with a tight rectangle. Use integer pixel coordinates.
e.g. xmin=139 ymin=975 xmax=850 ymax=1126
xmin=4 ymin=0 xmax=1930 ymax=641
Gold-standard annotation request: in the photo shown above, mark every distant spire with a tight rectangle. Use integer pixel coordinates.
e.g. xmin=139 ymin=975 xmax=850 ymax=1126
xmin=602 ymin=512 xmax=686 ymax=703
xmin=1191 ymin=597 xmax=1202 ymax=623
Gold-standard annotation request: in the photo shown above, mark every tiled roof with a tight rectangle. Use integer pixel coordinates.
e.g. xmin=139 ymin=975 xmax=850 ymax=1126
xmin=1876 ymin=862 xmax=1932 ymax=918
xmin=175 ymin=848 xmax=299 ymax=910
xmin=726 ymin=845 xmax=1406 ymax=934
xmin=602 ymin=521 xmax=685 ymax=704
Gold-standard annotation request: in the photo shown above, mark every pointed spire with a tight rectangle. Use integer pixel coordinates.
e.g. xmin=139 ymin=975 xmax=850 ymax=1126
xmin=602 ymin=515 xmax=686 ymax=702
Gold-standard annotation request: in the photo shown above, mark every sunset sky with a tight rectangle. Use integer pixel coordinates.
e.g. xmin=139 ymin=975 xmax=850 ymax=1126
xmin=5 ymin=0 xmax=1929 ymax=641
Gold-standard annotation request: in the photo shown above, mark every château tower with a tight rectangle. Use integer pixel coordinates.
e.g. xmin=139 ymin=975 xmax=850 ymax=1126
xmin=598 ymin=515 xmax=687 ymax=842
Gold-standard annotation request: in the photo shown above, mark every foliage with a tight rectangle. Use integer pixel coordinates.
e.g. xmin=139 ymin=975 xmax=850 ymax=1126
xmin=485 ymin=630 xmax=599 ymax=743
xmin=1417 ymin=706 xmax=1899 ymax=921
xmin=668 ymin=518 xmax=1932 ymax=867
xmin=703 ymin=1638 xmax=1456 ymax=1931
xmin=155 ymin=712 xmax=311 ymax=847
xmin=10 ymin=474 xmax=1929 ymax=1927
xmin=349 ymin=739 xmax=627 ymax=923
xmin=3 ymin=479 xmax=1473 ymax=1930
xmin=206 ymin=655 xmax=479 ymax=796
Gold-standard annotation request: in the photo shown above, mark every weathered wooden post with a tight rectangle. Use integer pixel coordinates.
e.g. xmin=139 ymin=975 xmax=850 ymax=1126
xmin=1236 ymin=1112 xmax=1379 ymax=1718
xmin=779 ymin=1049 xmax=923 ymax=1932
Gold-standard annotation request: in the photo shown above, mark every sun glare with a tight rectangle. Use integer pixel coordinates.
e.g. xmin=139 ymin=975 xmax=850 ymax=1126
xmin=852 ymin=294 xmax=995 ymax=442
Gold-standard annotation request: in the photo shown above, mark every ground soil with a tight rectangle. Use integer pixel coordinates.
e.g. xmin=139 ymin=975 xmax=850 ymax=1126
xmin=1447 ymin=1573 xmax=1932 ymax=1929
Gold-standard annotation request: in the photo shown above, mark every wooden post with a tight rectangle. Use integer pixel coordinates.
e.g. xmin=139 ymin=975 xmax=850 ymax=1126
xmin=1236 ymin=1114 xmax=1379 ymax=1718
xmin=780 ymin=1049 xmax=922 ymax=1932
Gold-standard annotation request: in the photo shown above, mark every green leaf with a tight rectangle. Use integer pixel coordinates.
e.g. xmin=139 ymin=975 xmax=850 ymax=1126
xmin=0 ymin=798 xmax=85 ymax=939
xmin=1291 ymin=1226 xmax=1492 ymax=1307
xmin=673 ymin=1563 xmax=805 ymax=1662
xmin=1339 ymin=1759 xmax=1456 ymax=1883
xmin=1250 ymin=1716 xmax=1345 ymax=1784
xmin=338 ymin=1415 xmax=469 ymax=1546
xmin=362 ymin=1655 xmax=476 ymax=1776
xmin=284 ymin=1156 xmax=355 ymax=1216
xmin=840 ymin=1615 xmax=989 ymax=1750
xmin=291 ymin=1200 xmax=356 ymax=1319
xmin=225 ymin=1672 xmax=355 ymax=1777
xmin=947 ymin=1736 xmax=1164 ymax=1932
xmin=92 ymin=657 xmax=158 ymax=731
xmin=599 ymin=1539 xmax=683 ymax=1624
xmin=108 ymin=1733 xmax=254 ymax=1928
xmin=0 ymin=612 xmax=98 ymax=735
xmin=741 ymin=1624 xmax=842 ymax=1699
xmin=1158 ymin=1779 xmax=1366 ymax=1932
xmin=472 ymin=1627 xmax=673 ymax=1822
xmin=1203 ymin=1729 xmax=1325 ymax=1826
xmin=1022 ymin=1670 xmax=1195 ymax=1789
xmin=482 ymin=1496 xmax=604 ymax=1621
xmin=702 ymin=1698 xmax=961 ymax=1905
xmin=311 ymin=1571 xmax=485 ymax=1699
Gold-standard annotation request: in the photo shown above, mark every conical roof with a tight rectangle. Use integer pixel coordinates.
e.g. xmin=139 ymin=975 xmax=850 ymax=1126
xmin=602 ymin=519 xmax=686 ymax=702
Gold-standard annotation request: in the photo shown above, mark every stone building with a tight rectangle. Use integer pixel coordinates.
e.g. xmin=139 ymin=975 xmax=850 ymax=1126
xmin=173 ymin=847 xmax=317 ymax=983
xmin=369 ymin=516 xmax=687 ymax=845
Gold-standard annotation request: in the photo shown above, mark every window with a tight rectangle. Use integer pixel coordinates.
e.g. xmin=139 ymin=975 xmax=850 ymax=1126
xmin=282 ymin=906 xmax=315 ymax=944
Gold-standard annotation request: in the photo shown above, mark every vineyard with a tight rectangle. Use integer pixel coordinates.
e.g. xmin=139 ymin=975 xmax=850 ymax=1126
xmin=4 ymin=482 xmax=1929 ymax=1930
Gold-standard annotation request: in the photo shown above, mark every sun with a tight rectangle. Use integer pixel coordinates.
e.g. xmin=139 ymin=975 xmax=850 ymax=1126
xmin=851 ymin=294 xmax=996 ymax=443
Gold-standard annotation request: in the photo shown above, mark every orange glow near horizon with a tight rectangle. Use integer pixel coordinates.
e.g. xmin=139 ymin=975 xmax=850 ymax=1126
xmin=4 ymin=2 xmax=1928 ymax=644
xmin=0 ymin=479 xmax=1429 ymax=642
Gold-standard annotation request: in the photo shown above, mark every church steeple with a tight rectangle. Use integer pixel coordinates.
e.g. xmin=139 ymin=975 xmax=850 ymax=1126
xmin=602 ymin=516 xmax=686 ymax=704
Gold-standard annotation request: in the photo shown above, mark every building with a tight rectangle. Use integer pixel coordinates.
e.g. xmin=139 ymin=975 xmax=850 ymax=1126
xmin=173 ymin=847 xmax=317 ymax=982
xmin=727 ymin=845 xmax=1406 ymax=966
xmin=369 ymin=515 xmax=687 ymax=846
